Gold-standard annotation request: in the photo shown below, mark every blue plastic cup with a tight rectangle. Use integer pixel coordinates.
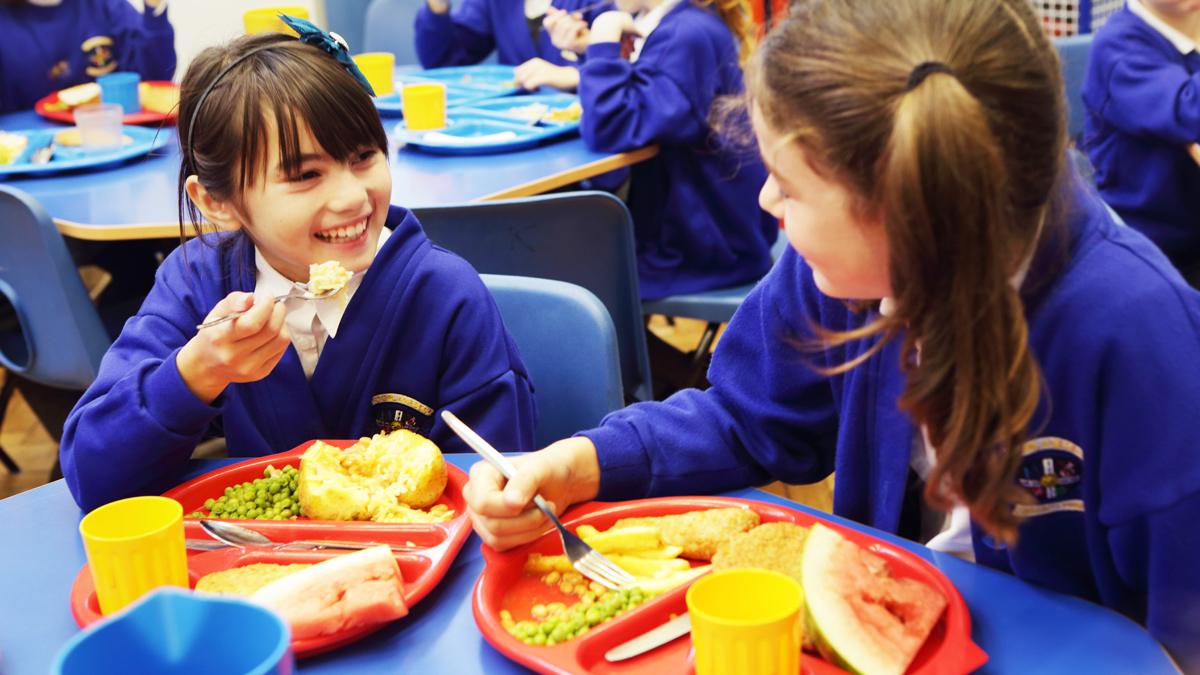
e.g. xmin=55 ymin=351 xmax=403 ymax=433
xmin=97 ymin=72 xmax=141 ymax=114
xmin=53 ymin=587 xmax=293 ymax=675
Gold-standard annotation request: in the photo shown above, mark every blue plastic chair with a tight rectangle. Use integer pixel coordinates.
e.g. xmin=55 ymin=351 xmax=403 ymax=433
xmin=481 ymin=274 xmax=623 ymax=447
xmin=364 ymin=0 xmax=425 ymax=66
xmin=414 ymin=192 xmax=654 ymax=402
xmin=0 ymin=186 xmax=111 ymax=474
xmin=1054 ymin=34 xmax=1093 ymax=142
xmin=641 ymin=229 xmax=788 ymax=385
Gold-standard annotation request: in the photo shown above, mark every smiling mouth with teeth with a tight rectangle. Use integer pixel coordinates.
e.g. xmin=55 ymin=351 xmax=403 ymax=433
xmin=314 ymin=218 xmax=368 ymax=243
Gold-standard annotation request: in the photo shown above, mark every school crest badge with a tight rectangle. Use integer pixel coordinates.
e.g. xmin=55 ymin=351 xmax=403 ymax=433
xmin=371 ymin=393 xmax=434 ymax=437
xmin=81 ymin=35 xmax=117 ymax=77
xmin=1013 ymin=436 xmax=1084 ymax=517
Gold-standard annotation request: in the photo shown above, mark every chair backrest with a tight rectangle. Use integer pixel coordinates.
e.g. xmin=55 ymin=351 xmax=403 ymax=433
xmin=0 ymin=186 xmax=109 ymax=390
xmin=481 ymin=274 xmax=623 ymax=447
xmin=364 ymin=0 xmax=425 ymax=66
xmin=1055 ymin=33 xmax=1093 ymax=142
xmin=415 ymin=192 xmax=653 ymax=402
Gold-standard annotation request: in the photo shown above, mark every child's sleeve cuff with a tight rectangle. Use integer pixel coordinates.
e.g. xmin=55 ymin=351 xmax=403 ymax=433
xmin=144 ymin=349 xmax=223 ymax=435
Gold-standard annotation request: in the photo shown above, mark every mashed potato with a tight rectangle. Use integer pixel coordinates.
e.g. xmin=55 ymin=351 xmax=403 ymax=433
xmin=298 ymin=430 xmax=452 ymax=523
xmin=307 ymin=260 xmax=353 ymax=295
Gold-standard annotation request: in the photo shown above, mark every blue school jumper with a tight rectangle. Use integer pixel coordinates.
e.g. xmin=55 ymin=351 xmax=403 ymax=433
xmin=0 ymin=0 xmax=175 ymax=114
xmin=415 ymin=0 xmax=601 ymax=67
xmin=582 ymin=179 xmax=1200 ymax=669
xmin=576 ymin=1 xmax=776 ymax=300
xmin=1082 ymin=6 xmax=1200 ymax=277
xmin=60 ymin=207 xmax=537 ymax=512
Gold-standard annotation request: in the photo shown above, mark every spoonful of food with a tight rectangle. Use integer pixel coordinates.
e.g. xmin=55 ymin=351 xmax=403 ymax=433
xmin=199 ymin=519 xmax=423 ymax=553
xmin=195 ymin=260 xmax=356 ymax=330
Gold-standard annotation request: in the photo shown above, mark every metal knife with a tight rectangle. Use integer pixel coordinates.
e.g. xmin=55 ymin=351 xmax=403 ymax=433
xmin=184 ymin=539 xmax=424 ymax=553
xmin=604 ymin=612 xmax=692 ymax=662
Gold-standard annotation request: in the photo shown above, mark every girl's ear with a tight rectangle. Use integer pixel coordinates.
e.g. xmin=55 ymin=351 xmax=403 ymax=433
xmin=185 ymin=176 xmax=242 ymax=229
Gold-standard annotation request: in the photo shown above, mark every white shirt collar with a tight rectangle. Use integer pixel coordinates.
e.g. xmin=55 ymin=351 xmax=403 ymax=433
xmin=254 ymin=225 xmax=391 ymax=341
xmin=630 ymin=0 xmax=683 ymax=63
xmin=1129 ymin=0 xmax=1197 ymax=55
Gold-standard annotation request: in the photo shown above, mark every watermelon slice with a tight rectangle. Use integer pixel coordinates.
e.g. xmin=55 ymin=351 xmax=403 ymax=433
xmin=251 ymin=545 xmax=409 ymax=640
xmin=802 ymin=524 xmax=947 ymax=675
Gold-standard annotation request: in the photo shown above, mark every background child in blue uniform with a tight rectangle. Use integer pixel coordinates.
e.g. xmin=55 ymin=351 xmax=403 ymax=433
xmin=0 ymin=0 xmax=175 ymax=114
xmin=60 ymin=27 xmax=537 ymax=512
xmin=573 ymin=0 xmax=777 ymax=300
xmin=1082 ymin=0 xmax=1200 ymax=285
xmin=464 ymin=0 xmax=1200 ymax=668
xmin=415 ymin=0 xmax=605 ymax=91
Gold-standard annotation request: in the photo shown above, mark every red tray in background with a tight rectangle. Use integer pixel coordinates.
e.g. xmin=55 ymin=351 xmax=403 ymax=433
xmin=35 ymin=81 xmax=179 ymax=125
xmin=473 ymin=496 xmax=988 ymax=675
xmin=69 ymin=440 xmax=472 ymax=658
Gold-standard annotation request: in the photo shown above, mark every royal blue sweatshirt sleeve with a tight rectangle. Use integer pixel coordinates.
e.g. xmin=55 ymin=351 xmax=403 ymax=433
xmin=414 ymin=0 xmax=496 ymax=68
xmin=102 ymin=0 xmax=176 ymax=81
xmin=60 ymin=251 xmax=221 ymax=512
xmin=581 ymin=249 xmax=840 ymax=500
xmin=577 ymin=35 xmax=713 ymax=151
xmin=1087 ymin=30 xmax=1200 ymax=143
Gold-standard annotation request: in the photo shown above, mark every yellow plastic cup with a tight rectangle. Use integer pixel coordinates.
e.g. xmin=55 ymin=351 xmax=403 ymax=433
xmin=686 ymin=569 xmax=804 ymax=675
xmin=401 ymin=82 xmax=447 ymax=131
xmin=353 ymin=52 xmax=396 ymax=96
xmin=79 ymin=496 xmax=189 ymax=616
xmin=243 ymin=6 xmax=310 ymax=35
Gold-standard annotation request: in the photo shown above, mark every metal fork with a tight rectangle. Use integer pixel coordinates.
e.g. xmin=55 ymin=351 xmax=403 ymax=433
xmin=195 ymin=276 xmax=353 ymax=330
xmin=441 ymin=410 xmax=635 ymax=590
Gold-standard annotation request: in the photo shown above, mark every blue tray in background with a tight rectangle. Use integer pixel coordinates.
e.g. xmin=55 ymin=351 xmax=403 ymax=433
xmin=453 ymin=94 xmax=582 ymax=129
xmin=0 ymin=125 xmax=169 ymax=177
xmin=413 ymin=65 xmax=520 ymax=94
xmin=393 ymin=112 xmax=577 ymax=155
xmin=374 ymin=84 xmax=501 ymax=118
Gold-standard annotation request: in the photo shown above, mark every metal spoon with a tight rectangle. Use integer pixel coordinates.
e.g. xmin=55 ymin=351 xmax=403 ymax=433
xmin=29 ymin=142 xmax=55 ymax=165
xmin=199 ymin=519 xmax=424 ymax=553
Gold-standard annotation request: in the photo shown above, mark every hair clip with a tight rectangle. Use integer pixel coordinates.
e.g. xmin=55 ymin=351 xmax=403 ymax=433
xmin=278 ymin=14 xmax=376 ymax=96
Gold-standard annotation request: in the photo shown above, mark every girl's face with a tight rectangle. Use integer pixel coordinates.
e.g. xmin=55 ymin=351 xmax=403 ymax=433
xmin=236 ymin=118 xmax=391 ymax=281
xmin=751 ymin=104 xmax=892 ymax=300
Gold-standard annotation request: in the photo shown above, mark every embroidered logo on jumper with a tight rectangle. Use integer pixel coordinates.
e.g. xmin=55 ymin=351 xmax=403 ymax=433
xmin=370 ymin=393 xmax=434 ymax=437
xmin=1013 ymin=436 xmax=1084 ymax=518
xmin=81 ymin=35 xmax=117 ymax=77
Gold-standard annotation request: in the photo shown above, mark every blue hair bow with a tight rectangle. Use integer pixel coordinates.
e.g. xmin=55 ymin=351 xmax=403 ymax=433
xmin=278 ymin=14 xmax=376 ymax=96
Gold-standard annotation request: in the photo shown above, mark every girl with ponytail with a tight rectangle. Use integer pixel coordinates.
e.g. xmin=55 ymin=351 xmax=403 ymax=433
xmin=542 ymin=0 xmax=778 ymax=301
xmin=464 ymin=0 xmax=1200 ymax=667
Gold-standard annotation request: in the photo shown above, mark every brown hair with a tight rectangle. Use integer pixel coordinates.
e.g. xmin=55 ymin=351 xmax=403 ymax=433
xmin=694 ymin=0 xmax=756 ymax=65
xmin=176 ymin=32 xmax=389 ymax=241
xmin=748 ymin=0 xmax=1069 ymax=543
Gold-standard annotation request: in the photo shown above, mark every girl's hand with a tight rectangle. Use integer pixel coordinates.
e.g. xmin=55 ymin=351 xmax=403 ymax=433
xmin=177 ymin=292 xmax=290 ymax=404
xmin=464 ymin=436 xmax=602 ymax=551
xmin=589 ymin=11 xmax=640 ymax=44
xmin=544 ymin=7 xmax=590 ymax=54
xmin=427 ymin=0 xmax=451 ymax=14
xmin=514 ymin=58 xmax=581 ymax=91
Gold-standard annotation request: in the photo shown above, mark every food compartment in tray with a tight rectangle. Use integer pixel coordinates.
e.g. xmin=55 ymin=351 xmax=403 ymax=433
xmin=474 ymin=497 xmax=985 ymax=675
xmin=373 ymin=82 xmax=498 ymax=117
xmin=163 ymin=442 xmax=469 ymax=544
xmin=413 ymin=65 xmax=519 ymax=90
xmin=458 ymin=94 xmax=582 ymax=126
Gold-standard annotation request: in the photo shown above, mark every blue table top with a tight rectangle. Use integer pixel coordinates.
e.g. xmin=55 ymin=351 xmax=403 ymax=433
xmin=0 ymin=108 xmax=651 ymax=239
xmin=0 ymin=454 xmax=1175 ymax=674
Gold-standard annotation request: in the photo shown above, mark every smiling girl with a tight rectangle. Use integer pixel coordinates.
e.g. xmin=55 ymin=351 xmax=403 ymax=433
xmin=60 ymin=27 xmax=537 ymax=511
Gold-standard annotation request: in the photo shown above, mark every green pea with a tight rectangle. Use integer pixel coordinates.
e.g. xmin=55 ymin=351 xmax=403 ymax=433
xmin=530 ymin=633 xmax=546 ymax=646
xmin=281 ymin=509 xmax=292 ymax=518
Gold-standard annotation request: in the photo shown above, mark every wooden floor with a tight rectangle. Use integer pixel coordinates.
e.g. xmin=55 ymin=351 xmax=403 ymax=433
xmin=0 ymin=316 xmax=833 ymax=511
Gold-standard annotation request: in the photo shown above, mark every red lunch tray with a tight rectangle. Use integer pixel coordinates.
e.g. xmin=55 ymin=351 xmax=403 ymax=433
xmin=35 ymin=81 xmax=179 ymax=125
xmin=474 ymin=496 xmax=988 ymax=675
xmin=70 ymin=440 xmax=472 ymax=658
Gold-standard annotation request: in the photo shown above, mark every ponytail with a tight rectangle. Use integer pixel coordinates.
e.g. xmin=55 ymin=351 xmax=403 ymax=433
xmin=695 ymin=0 xmax=755 ymax=65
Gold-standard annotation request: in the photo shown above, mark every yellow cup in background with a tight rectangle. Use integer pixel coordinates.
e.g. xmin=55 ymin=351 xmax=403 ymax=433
xmin=79 ymin=496 xmax=188 ymax=616
xmin=243 ymin=6 xmax=310 ymax=35
xmin=686 ymin=569 xmax=804 ymax=675
xmin=353 ymin=53 xmax=396 ymax=96
xmin=401 ymin=83 xmax=448 ymax=131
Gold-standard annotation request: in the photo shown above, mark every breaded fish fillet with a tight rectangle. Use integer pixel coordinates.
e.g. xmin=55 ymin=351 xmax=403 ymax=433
xmin=613 ymin=507 xmax=760 ymax=560
xmin=711 ymin=521 xmax=810 ymax=584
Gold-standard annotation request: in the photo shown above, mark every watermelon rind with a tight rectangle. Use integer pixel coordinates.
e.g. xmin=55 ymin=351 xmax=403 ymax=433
xmin=801 ymin=523 xmax=908 ymax=675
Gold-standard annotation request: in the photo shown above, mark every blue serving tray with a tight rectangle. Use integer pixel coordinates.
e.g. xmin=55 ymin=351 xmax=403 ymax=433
xmin=453 ymin=94 xmax=581 ymax=128
xmin=0 ymin=125 xmax=169 ymax=177
xmin=413 ymin=65 xmax=520 ymax=93
xmin=393 ymin=112 xmax=577 ymax=155
xmin=374 ymin=81 xmax=503 ymax=118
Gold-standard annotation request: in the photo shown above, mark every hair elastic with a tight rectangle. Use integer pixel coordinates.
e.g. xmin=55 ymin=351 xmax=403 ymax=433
xmin=906 ymin=61 xmax=955 ymax=90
